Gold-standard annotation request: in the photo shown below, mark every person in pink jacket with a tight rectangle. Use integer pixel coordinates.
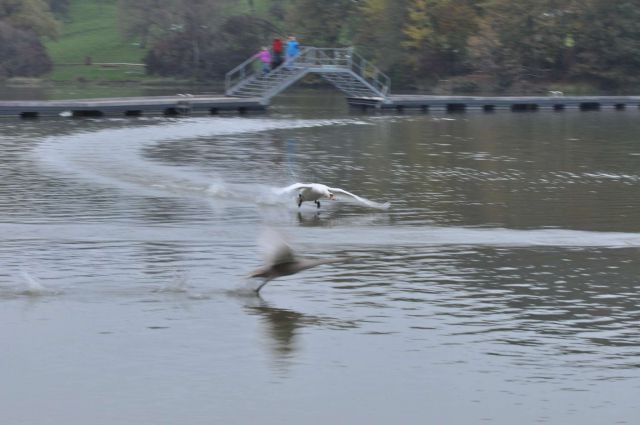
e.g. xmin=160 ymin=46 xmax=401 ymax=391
xmin=255 ymin=46 xmax=271 ymax=76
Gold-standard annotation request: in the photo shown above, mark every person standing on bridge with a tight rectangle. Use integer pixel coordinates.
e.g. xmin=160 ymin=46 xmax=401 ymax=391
xmin=271 ymin=38 xmax=284 ymax=69
xmin=255 ymin=46 xmax=271 ymax=76
xmin=285 ymin=35 xmax=300 ymax=64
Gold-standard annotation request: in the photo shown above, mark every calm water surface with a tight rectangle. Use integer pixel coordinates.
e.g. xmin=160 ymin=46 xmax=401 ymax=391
xmin=1 ymin=90 xmax=640 ymax=424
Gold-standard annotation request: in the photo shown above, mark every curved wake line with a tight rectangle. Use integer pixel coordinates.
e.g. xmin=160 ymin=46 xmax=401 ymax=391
xmin=32 ymin=116 xmax=374 ymax=201
xmin=35 ymin=116 xmax=370 ymax=166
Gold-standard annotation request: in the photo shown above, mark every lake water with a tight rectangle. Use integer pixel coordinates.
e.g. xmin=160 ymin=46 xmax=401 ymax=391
xmin=1 ymin=90 xmax=639 ymax=424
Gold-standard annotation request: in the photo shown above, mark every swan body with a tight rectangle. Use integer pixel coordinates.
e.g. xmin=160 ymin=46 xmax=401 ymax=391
xmin=249 ymin=228 xmax=349 ymax=293
xmin=275 ymin=183 xmax=390 ymax=209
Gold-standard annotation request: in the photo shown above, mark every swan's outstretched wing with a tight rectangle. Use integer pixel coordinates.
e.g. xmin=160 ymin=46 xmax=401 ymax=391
xmin=259 ymin=228 xmax=296 ymax=265
xmin=273 ymin=183 xmax=313 ymax=195
xmin=328 ymin=187 xmax=390 ymax=210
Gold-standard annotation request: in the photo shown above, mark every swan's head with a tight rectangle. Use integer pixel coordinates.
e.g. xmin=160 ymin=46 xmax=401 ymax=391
xmin=327 ymin=191 xmax=336 ymax=200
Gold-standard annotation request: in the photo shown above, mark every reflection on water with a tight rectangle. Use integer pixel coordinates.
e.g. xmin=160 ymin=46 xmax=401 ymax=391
xmin=244 ymin=297 xmax=359 ymax=366
xmin=249 ymin=301 xmax=304 ymax=357
xmin=1 ymin=91 xmax=640 ymax=424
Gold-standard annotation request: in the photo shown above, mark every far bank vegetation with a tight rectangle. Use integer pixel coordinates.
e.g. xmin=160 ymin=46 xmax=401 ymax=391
xmin=2 ymin=0 xmax=640 ymax=93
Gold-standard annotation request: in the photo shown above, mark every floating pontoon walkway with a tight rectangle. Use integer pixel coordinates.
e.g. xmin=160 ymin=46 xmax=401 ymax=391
xmin=349 ymin=95 xmax=640 ymax=111
xmin=0 ymin=95 xmax=263 ymax=118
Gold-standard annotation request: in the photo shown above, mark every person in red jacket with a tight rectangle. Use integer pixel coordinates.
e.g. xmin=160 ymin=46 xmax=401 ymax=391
xmin=271 ymin=38 xmax=283 ymax=69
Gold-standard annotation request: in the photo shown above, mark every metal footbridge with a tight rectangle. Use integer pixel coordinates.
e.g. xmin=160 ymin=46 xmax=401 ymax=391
xmin=225 ymin=47 xmax=391 ymax=106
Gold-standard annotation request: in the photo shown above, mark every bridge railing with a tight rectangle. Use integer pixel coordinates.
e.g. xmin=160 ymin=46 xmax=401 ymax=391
xmin=225 ymin=46 xmax=330 ymax=94
xmin=311 ymin=48 xmax=390 ymax=97
xmin=224 ymin=52 xmax=264 ymax=94
xmin=294 ymin=47 xmax=350 ymax=67
xmin=349 ymin=50 xmax=391 ymax=97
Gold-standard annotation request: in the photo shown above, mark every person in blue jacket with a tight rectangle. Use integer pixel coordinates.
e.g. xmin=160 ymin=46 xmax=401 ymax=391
xmin=285 ymin=35 xmax=300 ymax=63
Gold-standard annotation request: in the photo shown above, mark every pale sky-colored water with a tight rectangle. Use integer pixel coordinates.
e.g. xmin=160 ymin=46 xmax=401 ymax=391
xmin=1 ymin=91 xmax=639 ymax=424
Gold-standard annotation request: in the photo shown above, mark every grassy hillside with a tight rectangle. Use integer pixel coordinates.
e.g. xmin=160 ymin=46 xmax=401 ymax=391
xmin=45 ymin=0 xmax=148 ymax=82
xmin=42 ymin=0 xmax=276 ymax=83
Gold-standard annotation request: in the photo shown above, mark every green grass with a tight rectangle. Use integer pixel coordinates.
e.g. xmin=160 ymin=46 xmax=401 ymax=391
xmin=42 ymin=0 xmax=284 ymax=82
xmin=45 ymin=0 xmax=148 ymax=82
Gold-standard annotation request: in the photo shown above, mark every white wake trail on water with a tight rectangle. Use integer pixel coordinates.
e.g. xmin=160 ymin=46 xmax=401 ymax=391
xmin=33 ymin=116 xmax=373 ymax=206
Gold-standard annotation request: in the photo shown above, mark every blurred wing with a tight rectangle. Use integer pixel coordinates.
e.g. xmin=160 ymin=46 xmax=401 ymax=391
xmin=329 ymin=187 xmax=390 ymax=210
xmin=273 ymin=183 xmax=312 ymax=195
xmin=258 ymin=228 xmax=295 ymax=265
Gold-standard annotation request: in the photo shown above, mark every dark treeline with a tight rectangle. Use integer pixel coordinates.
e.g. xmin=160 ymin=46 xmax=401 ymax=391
xmin=3 ymin=0 xmax=640 ymax=93
xmin=118 ymin=0 xmax=640 ymax=92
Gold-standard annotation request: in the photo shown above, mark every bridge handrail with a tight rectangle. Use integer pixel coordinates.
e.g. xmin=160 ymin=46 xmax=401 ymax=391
xmin=224 ymin=53 xmax=260 ymax=94
xmin=311 ymin=48 xmax=391 ymax=97
xmin=350 ymin=50 xmax=391 ymax=96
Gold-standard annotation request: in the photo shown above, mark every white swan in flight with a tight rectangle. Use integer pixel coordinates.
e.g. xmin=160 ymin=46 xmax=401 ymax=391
xmin=249 ymin=228 xmax=349 ymax=293
xmin=275 ymin=183 xmax=390 ymax=209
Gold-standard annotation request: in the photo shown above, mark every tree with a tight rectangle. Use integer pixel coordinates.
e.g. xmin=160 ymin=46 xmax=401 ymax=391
xmin=571 ymin=0 xmax=640 ymax=89
xmin=0 ymin=0 xmax=59 ymax=38
xmin=145 ymin=13 xmax=273 ymax=79
xmin=0 ymin=0 xmax=57 ymax=77
xmin=285 ymin=0 xmax=355 ymax=46
xmin=117 ymin=0 xmax=176 ymax=48
xmin=0 ymin=21 xmax=52 ymax=77
xmin=471 ymin=0 xmax=576 ymax=86
xmin=131 ymin=0 xmax=228 ymax=77
xmin=353 ymin=0 xmax=412 ymax=85
xmin=403 ymin=0 xmax=479 ymax=80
